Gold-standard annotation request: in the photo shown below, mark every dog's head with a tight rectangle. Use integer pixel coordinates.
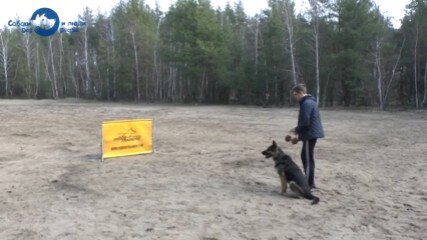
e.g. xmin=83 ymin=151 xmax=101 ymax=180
xmin=261 ymin=140 xmax=280 ymax=159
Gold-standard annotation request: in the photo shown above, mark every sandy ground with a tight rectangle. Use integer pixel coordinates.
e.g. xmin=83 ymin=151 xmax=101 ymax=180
xmin=0 ymin=99 xmax=426 ymax=240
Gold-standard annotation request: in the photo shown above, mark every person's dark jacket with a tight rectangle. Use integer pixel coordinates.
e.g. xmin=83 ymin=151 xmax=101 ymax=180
xmin=295 ymin=95 xmax=324 ymax=140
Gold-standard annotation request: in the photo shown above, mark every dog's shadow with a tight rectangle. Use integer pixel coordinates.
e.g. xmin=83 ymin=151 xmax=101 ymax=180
xmin=241 ymin=179 xmax=302 ymax=200
xmin=221 ymin=157 xmax=307 ymax=201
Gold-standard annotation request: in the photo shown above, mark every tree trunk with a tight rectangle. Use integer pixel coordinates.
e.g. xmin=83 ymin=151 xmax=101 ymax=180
xmin=106 ymin=41 xmax=111 ymax=101
xmin=131 ymin=31 xmax=141 ymax=101
xmin=322 ymin=70 xmax=332 ymax=108
xmin=69 ymin=51 xmax=78 ymax=98
xmin=49 ymin=37 xmax=59 ymax=98
xmin=23 ymin=34 xmax=33 ymax=97
xmin=94 ymin=54 xmax=102 ymax=99
xmin=35 ymin=40 xmax=40 ymax=97
xmin=414 ymin=26 xmax=419 ymax=109
xmin=199 ymin=70 xmax=206 ymax=103
xmin=309 ymin=0 xmax=321 ymax=105
xmin=109 ymin=18 xmax=117 ymax=100
xmin=384 ymin=37 xmax=405 ymax=107
xmin=43 ymin=53 xmax=53 ymax=98
xmin=423 ymin=59 xmax=427 ymax=108
xmin=255 ymin=19 xmax=259 ymax=76
xmin=83 ymin=27 xmax=91 ymax=97
xmin=154 ymin=17 xmax=161 ymax=100
xmin=0 ymin=31 xmax=10 ymax=96
xmin=314 ymin=30 xmax=320 ymax=105
xmin=375 ymin=37 xmax=383 ymax=110
xmin=283 ymin=0 xmax=297 ymax=86
xmin=59 ymin=34 xmax=64 ymax=96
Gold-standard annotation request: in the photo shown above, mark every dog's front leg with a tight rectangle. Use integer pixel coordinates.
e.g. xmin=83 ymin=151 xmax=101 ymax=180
xmin=279 ymin=173 xmax=287 ymax=194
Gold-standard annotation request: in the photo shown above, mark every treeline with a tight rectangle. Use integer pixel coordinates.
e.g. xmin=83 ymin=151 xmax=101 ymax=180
xmin=0 ymin=0 xmax=426 ymax=109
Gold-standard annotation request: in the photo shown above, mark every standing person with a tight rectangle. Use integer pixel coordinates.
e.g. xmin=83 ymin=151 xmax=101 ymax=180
xmin=291 ymin=84 xmax=324 ymax=189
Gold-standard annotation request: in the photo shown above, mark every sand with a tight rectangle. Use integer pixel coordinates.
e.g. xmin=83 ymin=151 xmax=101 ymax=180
xmin=0 ymin=99 xmax=426 ymax=240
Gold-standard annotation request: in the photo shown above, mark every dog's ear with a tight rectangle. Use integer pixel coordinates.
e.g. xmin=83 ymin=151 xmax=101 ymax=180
xmin=272 ymin=140 xmax=277 ymax=146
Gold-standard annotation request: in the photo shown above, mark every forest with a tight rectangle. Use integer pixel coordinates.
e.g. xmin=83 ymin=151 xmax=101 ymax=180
xmin=0 ymin=0 xmax=426 ymax=109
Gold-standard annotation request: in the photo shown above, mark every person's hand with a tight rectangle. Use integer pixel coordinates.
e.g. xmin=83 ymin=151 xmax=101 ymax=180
xmin=290 ymin=128 xmax=296 ymax=134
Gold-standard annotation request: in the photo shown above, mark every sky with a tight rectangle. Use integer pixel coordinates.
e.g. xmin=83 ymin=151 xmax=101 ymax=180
xmin=0 ymin=0 xmax=410 ymax=29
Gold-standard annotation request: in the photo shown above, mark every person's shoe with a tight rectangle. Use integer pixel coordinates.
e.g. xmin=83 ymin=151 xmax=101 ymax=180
xmin=309 ymin=184 xmax=317 ymax=189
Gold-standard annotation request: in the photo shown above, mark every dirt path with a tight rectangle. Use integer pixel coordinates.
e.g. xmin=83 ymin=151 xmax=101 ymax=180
xmin=0 ymin=99 xmax=426 ymax=239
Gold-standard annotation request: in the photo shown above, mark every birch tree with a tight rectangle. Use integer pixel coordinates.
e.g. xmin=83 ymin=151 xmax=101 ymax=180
xmin=153 ymin=9 xmax=162 ymax=100
xmin=79 ymin=7 xmax=93 ymax=98
xmin=59 ymin=33 xmax=65 ymax=96
xmin=130 ymin=30 xmax=141 ymax=101
xmin=383 ymin=37 xmax=405 ymax=109
xmin=0 ymin=28 xmax=11 ymax=96
xmin=105 ymin=17 xmax=117 ymax=100
xmin=19 ymin=33 xmax=35 ymax=97
xmin=374 ymin=36 xmax=383 ymax=109
xmin=282 ymin=0 xmax=298 ymax=85
xmin=308 ymin=0 xmax=321 ymax=104
xmin=35 ymin=39 xmax=40 ymax=97
xmin=49 ymin=37 xmax=59 ymax=98
xmin=414 ymin=25 xmax=419 ymax=109
xmin=399 ymin=0 xmax=426 ymax=108
xmin=423 ymin=60 xmax=427 ymax=108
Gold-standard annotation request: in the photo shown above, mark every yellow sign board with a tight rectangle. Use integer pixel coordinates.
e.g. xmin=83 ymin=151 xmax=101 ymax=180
xmin=102 ymin=119 xmax=153 ymax=159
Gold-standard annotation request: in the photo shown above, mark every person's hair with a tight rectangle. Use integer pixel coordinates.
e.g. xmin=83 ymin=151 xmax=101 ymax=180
xmin=292 ymin=84 xmax=307 ymax=94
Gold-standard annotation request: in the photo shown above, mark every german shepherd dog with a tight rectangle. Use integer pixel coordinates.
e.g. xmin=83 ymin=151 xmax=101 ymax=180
xmin=262 ymin=141 xmax=320 ymax=205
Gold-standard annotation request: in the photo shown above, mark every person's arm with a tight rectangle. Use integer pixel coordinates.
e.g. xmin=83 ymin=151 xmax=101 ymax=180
xmin=295 ymin=101 xmax=314 ymax=134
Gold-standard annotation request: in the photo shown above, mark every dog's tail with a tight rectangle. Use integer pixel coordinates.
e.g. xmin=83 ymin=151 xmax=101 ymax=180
xmin=305 ymin=191 xmax=320 ymax=205
xmin=309 ymin=194 xmax=320 ymax=205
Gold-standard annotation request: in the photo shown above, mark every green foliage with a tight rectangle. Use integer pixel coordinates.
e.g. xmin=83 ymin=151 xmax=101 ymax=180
xmin=399 ymin=0 xmax=427 ymax=108
xmin=0 ymin=0 xmax=425 ymax=108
